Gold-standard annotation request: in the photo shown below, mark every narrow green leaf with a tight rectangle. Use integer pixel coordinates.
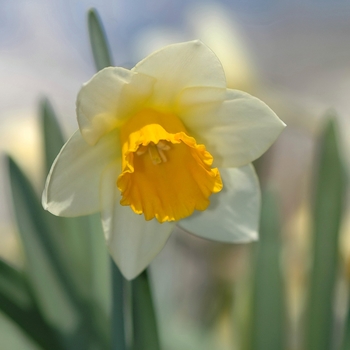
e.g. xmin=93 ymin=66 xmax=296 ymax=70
xmin=111 ymin=260 xmax=126 ymax=350
xmin=39 ymin=97 xmax=85 ymax=302
xmin=0 ymin=258 xmax=63 ymax=349
xmin=341 ymin=303 xmax=350 ymax=350
xmin=7 ymin=156 xmax=89 ymax=348
xmin=40 ymin=97 xmax=87 ymax=298
xmin=88 ymin=8 xmax=113 ymax=71
xmin=39 ymin=99 xmax=110 ymax=348
xmin=131 ymin=270 xmax=160 ymax=350
xmin=40 ymin=97 xmax=65 ymax=175
xmin=250 ymin=190 xmax=285 ymax=350
xmin=305 ymin=119 xmax=346 ymax=350
xmin=0 ymin=311 xmax=42 ymax=350
xmin=81 ymin=214 xmax=111 ymax=349
xmin=0 ymin=258 xmax=32 ymax=309
xmin=87 ymin=8 xmax=119 ymax=349
xmin=9 ymin=156 xmax=110 ymax=348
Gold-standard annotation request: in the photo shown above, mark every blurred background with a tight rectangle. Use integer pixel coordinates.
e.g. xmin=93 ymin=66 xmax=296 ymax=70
xmin=1 ymin=0 xmax=350 ymax=349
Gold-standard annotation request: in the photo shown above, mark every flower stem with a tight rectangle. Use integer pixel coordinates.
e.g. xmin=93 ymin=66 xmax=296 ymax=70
xmin=111 ymin=259 xmax=126 ymax=350
xmin=131 ymin=270 xmax=160 ymax=350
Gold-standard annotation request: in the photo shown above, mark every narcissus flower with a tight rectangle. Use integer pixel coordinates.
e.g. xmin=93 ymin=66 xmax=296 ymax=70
xmin=42 ymin=41 xmax=285 ymax=279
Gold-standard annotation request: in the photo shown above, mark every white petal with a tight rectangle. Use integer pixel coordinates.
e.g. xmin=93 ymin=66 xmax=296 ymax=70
xmin=76 ymin=67 xmax=155 ymax=145
xmin=176 ymin=85 xmax=226 ymax=109
xmin=42 ymin=129 xmax=120 ymax=216
xmin=100 ymin=161 xmax=175 ymax=280
xmin=133 ymin=40 xmax=226 ymax=110
xmin=182 ymin=89 xmax=286 ymax=168
xmin=178 ymin=165 xmax=260 ymax=243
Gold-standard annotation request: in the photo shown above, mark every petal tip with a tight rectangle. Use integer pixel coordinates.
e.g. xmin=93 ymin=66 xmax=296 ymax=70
xmin=249 ymin=231 xmax=259 ymax=242
xmin=109 ymin=254 xmax=145 ymax=281
xmin=41 ymin=191 xmax=48 ymax=211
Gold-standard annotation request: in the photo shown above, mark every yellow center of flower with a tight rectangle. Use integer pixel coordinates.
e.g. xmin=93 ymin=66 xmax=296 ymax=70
xmin=117 ymin=109 xmax=223 ymax=223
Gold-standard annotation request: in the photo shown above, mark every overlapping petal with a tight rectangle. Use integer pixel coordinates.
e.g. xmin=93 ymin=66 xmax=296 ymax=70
xmin=178 ymin=164 xmax=260 ymax=243
xmin=133 ymin=40 xmax=226 ymax=111
xmin=43 ymin=40 xmax=285 ymax=280
xmin=76 ymin=67 xmax=155 ymax=145
xmin=100 ymin=161 xmax=175 ymax=280
xmin=42 ymin=129 xmax=120 ymax=216
xmin=175 ymin=85 xmax=226 ymax=118
xmin=181 ymin=89 xmax=286 ymax=168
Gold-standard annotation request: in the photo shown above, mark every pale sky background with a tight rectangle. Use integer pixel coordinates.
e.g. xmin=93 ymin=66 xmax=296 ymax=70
xmin=2 ymin=0 xmax=350 ymax=126
xmin=1 ymin=0 xmax=350 ymax=260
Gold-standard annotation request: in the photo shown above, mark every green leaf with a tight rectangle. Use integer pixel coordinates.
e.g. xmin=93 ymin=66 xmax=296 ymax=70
xmin=305 ymin=119 xmax=346 ymax=350
xmin=0 ymin=258 xmax=32 ymax=309
xmin=40 ymin=98 xmax=65 ymax=175
xmin=8 ymin=157 xmax=78 ymax=319
xmin=87 ymin=8 xmax=119 ymax=349
xmin=0 ymin=311 xmax=42 ymax=350
xmin=0 ymin=258 xmax=63 ymax=349
xmin=80 ymin=214 xmax=111 ymax=349
xmin=131 ymin=270 xmax=160 ymax=350
xmin=40 ymin=97 xmax=86 ymax=299
xmin=7 ymin=156 xmax=97 ymax=349
xmin=341 ymin=301 xmax=350 ymax=350
xmin=39 ymin=98 xmax=111 ymax=348
xmin=111 ymin=260 xmax=126 ymax=350
xmin=250 ymin=189 xmax=285 ymax=350
xmin=88 ymin=8 xmax=113 ymax=71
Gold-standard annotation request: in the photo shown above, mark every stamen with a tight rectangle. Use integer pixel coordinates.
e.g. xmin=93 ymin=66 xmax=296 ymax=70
xmin=157 ymin=140 xmax=171 ymax=151
xmin=158 ymin=149 xmax=167 ymax=162
xmin=135 ymin=141 xmax=171 ymax=165
xmin=148 ymin=143 xmax=162 ymax=165
xmin=136 ymin=145 xmax=147 ymax=156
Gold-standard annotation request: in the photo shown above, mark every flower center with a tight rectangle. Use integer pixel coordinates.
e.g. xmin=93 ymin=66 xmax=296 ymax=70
xmin=117 ymin=109 xmax=223 ymax=223
xmin=136 ymin=141 xmax=171 ymax=165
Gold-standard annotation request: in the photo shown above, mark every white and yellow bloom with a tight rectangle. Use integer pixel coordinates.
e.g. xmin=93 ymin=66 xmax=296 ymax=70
xmin=42 ymin=41 xmax=285 ymax=279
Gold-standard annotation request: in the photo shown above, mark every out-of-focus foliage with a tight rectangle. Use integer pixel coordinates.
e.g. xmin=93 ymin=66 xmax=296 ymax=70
xmin=1 ymin=7 xmax=349 ymax=350
xmin=88 ymin=9 xmax=160 ymax=350
xmin=0 ymin=9 xmax=162 ymax=350
xmin=305 ymin=119 xmax=346 ymax=350
xmin=249 ymin=189 xmax=285 ymax=350
xmin=6 ymin=100 xmax=111 ymax=349
xmin=132 ymin=271 xmax=160 ymax=350
xmin=88 ymin=8 xmax=113 ymax=71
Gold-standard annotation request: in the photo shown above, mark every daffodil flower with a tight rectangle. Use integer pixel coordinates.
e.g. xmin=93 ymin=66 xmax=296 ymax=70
xmin=42 ymin=41 xmax=285 ymax=279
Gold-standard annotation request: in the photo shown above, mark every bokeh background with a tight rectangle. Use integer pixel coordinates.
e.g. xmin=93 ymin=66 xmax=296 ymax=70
xmin=1 ymin=1 xmax=350 ymax=349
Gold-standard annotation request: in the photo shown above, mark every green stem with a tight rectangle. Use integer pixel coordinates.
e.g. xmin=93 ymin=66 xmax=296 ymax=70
xmin=131 ymin=270 xmax=160 ymax=350
xmin=111 ymin=259 xmax=126 ymax=350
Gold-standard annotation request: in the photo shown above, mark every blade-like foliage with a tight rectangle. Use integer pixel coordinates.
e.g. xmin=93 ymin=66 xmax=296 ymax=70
xmin=305 ymin=119 xmax=346 ymax=350
xmin=40 ymin=98 xmax=65 ymax=175
xmin=8 ymin=156 xmax=79 ymax=329
xmin=8 ymin=156 xmax=93 ymax=349
xmin=8 ymin=156 xmax=109 ymax=348
xmin=342 ymin=301 xmax=350 ymax=350
xmin=87 ymin=9 xmax=130 ymax=350
xmin=132 ymin=270 xmax=160 ymax=350
xmin=0 ymin=258 xmax=63 ymax=349
xmin=111 ymin=260 xmax=126 ymax=350
xmin=40 ymin=97 xmax=111 ymax=348
xmin=250 ymin=189 xmax=285 ymax=350
xmin=88 ymin=8 xmax=113 ymax=71
xmin=40 ymin=99 xmax=110 ymax=324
